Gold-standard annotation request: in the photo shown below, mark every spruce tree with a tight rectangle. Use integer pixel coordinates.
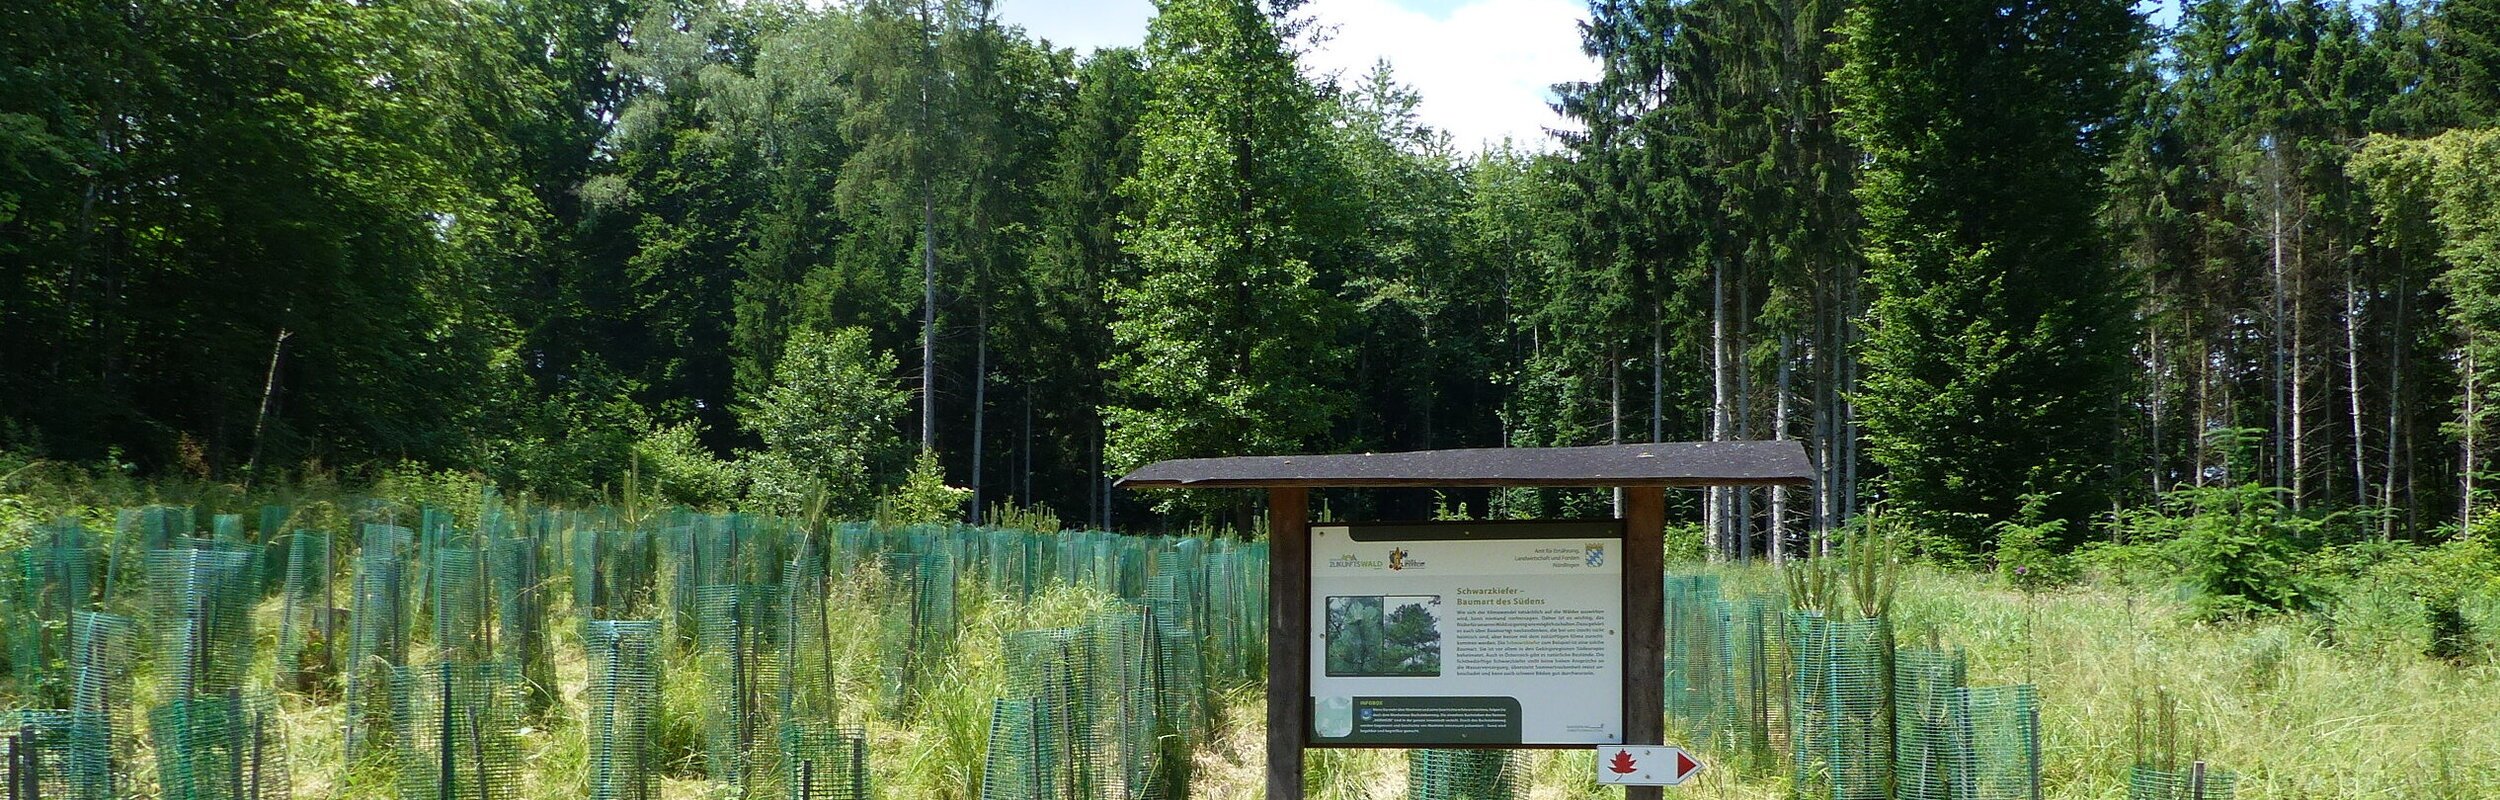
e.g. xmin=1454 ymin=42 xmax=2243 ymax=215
xmin=1106 ymin=0 xmax=1353 ymax=519
xmin=1839 ymin=0 xmax=2144 ymax=551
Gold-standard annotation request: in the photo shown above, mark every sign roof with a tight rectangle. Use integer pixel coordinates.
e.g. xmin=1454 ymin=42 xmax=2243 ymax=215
xmin=1118 ymin=441 xmax=1811 ymax=490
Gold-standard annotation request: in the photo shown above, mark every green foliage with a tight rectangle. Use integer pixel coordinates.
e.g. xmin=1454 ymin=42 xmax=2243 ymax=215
xmin=984 ymin=502 xmax=1062 ymax=534
xmin=632 ymin=423 xmax=744 ymax=510
xmin=874 ymin=451 xmax=969 ymax=528
xmin=1995 ymin=494 xmax=2080 ymax=592
xmin=1784 ymin=509 xmax=1902 ymax=621
xmin=1840 ymin=0 xmax=2143 ymax=551
xmin=2113 ymin=483 xmax=2324 ymax=618
xmin=742 ymin=327 xmax=913 ymax=517
xmin=1106 ymin=0 xmax=1353 ymax=519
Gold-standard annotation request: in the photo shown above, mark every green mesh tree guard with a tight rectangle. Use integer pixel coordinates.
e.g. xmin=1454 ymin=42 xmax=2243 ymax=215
xmin=779 ymin=723 xmax=869 ymax=800
xmin=1953 ymin=685 xmax=2040 ymax=800
xmin=2128 ymin=764 xmax=2237 ymax=800
xmin=390 ymin=661 xmax=524 ymax=800
xmin=1086 ymin=605 xmax=1160 ymax=799
xmin=117 ymin=505 xmax=190 ymax=553
xmin=276 ymin=532 xmax=334 ymax=695
xmin=1001 ymin=628 xmax=1096 ymax=800
xmin=1661 ymin=576 xmax=1793 ymax=773
xmin=1893 ymin=648 xmax=1969 ymax=800
xmin=585 ymin=620 xmax=661 ymax=800
xmin=778 ymin=544 xmax=839 ymax=726
xmin=1200 ymin=545 xmax=1266 ymax=687
xmin=489 ymin=534 xmax=555 ymax=714
xmin=698 ymin=583 xmax=787 ymax=791
xmin=210 ymin=515 xmax=244 ymax=544
xmin=6 ymin=520 xmax=94 ymax=705
xmin=148 ymin=692 xmax=288 ymax=800
xmin=1788 ymin=613 xmax=1892 ymax=800
xmin=1405 ymin=749 xmax=1523 ymax=800
xmin=573 ymin=530 xmax=655 ymax=622
xmin=348 ymin=525 xmax=413 ymax=756
xmin=147 ymin=547 xmax=259 ymax=699
xmin=881 ymin=551 xmax=958 ymax=711
xmin=1146 ymin=575 xmax=1206 ymax=758
xmin=67 ymin=612 xmax=133 ymax=719
xmin=429 ymin=548 xmax=491 ymax=662
xmin=56 ymin=611 xmax=134 ymax=800
xmin=3 ymin=709 xmax=114 ymax=800
xmin=979 ymin=698 xmax=1040 ymax=800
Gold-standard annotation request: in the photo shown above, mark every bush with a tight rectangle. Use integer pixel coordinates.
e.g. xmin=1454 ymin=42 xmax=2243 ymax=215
xmin=631 ymin=422 xmax=742 ymax=509
xmin=740 ymin=327 xmax=912 ymax=517
xmin=2111 ymin=483 xmax=2322 ymax=619
xmin=874 ymin=451 xmax=968 ymax=527
xmin=1994 ymin=493 xmax=2078 ymax=592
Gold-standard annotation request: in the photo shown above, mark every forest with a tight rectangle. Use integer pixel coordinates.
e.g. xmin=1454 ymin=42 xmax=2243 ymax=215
xmin=6 ymin=0 xmax=2500 ymax=562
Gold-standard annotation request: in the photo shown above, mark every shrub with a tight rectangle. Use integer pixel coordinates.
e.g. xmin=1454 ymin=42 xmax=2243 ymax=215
xmin=740 ymin=327 xmax=911 ymax=517
xmin=1994 ymin=493 xmax=2078 ymax=592
xmin=2112 ymin=483 xmax=2321 ymax=619
xmin=631 ymin=422 xmax=743 ymax=509
xmin=874 ymin=451 xmax=968 ymax=527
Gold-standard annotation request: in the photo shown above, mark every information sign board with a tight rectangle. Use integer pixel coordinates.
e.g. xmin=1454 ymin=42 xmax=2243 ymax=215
xmin=1307 ymin=520 xmax=1623 ymax=747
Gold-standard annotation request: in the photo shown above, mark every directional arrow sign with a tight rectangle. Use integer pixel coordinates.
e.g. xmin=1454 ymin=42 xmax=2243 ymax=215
xmin=1593 ymin=745 xmax=1702 ymax=786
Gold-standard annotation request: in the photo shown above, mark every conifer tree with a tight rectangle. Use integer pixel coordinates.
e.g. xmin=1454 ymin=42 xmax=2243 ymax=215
xmin=1840 ymin=0 xmax=2143 ymax=550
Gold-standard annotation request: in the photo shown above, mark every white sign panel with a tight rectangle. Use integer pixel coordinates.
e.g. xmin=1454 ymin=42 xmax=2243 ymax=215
xmin=1308 ymin=521 xmax=1623 ymax=746
xmin=1594 ymin=745 xmax=1702 ymax=785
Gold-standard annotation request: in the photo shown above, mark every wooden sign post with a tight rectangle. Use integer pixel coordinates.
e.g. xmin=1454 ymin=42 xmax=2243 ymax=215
xmin=1121 ymin=442 xmax=1810 ymax=800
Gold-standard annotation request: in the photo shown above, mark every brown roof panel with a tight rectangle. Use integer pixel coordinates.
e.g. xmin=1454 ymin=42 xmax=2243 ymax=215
xmin=1117 ymin=441 xmax=1811 ymax=489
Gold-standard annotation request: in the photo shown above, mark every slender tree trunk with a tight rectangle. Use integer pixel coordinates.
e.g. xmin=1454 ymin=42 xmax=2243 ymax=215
xmin=243 ymin=328 xmax=293 ymax=486
xmin=2148 ymin=319 xmax=2163 ymax=494
xmin=2272 ymin=195 xmax=2289 ymax=495
xmin=1652 ymin=319 xmax=1664 ymax=443
xmin=2464 ymin=344 xmax=2476 ymax=534
xmin=2292 ymin=226 xmax=2308 ymax=510
xmin=1711 ymin=256 xmax=1731 ymax=558
xmin=1736 ymin=259 xmax=1753 ymax=561
xmin=1772 ymin=334 xmax=1791 ymax=564
xmin=1611 ymin=346 xmax=1624 ymax=518
xmin=972 ymin=302 xmax=988 ymax=524
xmin=2385 ymin=273 xmax=2405 ymax=540
xmin=2346 ymin=273 xmax=2368 ymax=508
xmin=920 ymin=184 xmax=939 ymax=454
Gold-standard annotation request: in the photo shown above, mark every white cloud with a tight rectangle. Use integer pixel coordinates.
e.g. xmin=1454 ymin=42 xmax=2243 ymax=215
xmin=995 ymin=0 xmax=1160 ymax=55
xmin=991 ymin=0 xmax=1593 ymax=151
xmin=1297 ymin=0 xmax=1589 ymax=150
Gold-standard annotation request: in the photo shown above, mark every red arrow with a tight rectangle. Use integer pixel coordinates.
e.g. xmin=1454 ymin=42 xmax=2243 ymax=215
xmin=1673 ymin=750 xmax=1700 ymax=780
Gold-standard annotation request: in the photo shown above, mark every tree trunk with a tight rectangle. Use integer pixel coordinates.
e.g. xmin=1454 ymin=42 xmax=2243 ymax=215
xmin=1711 ymin=255 xmax=1731 ymax=559
xmin=1611 ymin=345 xmax=1624 ymax=518
xmin=2272 ymin=195 xmax=2289 ymax=496
xmin=920 ymin=183 xmax=939 ymax=454
xmin=972 ymin=302 xmax=988 ymax=524
xmin=2346 ymin=272 xmax=2368 ymax=509
xmin=1772 ymin=334 xmax=1791 ymax=564
xmin=244 ymin=328 xmax=293 ymax=486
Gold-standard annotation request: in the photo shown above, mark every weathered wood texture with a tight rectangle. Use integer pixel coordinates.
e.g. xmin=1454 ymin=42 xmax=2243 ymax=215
xmin=1622 ymin=486 xmax=1666 ymax=800
xmin=1118 ymin=442 xmax=1812 ymax=489
xmin=1267 ymin=487 xmax=1311 ymax=800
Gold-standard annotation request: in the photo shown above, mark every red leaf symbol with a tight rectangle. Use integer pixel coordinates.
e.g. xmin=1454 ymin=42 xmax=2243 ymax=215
xmin=1607 ymin=750 xmax=1639 ymax=774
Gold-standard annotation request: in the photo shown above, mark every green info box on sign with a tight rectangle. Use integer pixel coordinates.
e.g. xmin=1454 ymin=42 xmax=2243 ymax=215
xmin=1313 ymin=696 xmax=1523 ymax=745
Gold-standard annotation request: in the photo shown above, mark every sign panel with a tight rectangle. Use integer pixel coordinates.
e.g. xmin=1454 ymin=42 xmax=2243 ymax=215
xmin=1308 ymin=521 xmax=1623 ymax=747
xmin=1593 ymin=745 xmax=1702 ymax=786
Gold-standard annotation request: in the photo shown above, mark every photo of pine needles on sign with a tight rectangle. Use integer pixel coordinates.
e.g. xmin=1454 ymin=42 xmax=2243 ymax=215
xmin=1325 ymin=595 xmax=1443 ymax=677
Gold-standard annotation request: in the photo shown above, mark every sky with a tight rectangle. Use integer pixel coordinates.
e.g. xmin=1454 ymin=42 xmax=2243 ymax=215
xmin=994 ymin=0 xmax=1592 ymax=151
xmin=992 ymin=0 xmax=2183 ymax=154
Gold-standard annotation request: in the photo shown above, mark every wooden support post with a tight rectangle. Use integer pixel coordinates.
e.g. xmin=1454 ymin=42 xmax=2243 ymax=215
xmin=1623 ymin=487 xmax=1666 ymax=800
xmin=1266 ymin=487 xmax=1311 ymax=800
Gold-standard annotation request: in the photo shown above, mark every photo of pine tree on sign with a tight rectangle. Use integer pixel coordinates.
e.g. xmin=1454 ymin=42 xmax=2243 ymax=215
xmin=1325 ymin=596 xmax=1444 ymax=677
